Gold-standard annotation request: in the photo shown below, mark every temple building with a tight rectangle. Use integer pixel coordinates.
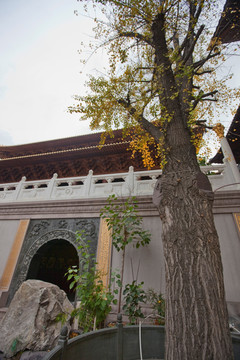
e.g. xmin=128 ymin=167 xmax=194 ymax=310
xmin=0 ymin=130 xmax=149 ymax=183
xmin=0 ymin=121 xmax=240 ymax=323
xmin=0 ymin=0 xmax=240 ymax=323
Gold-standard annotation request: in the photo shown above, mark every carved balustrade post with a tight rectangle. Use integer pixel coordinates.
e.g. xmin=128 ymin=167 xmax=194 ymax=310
xmin=45 ymin=173 xmax=58 ymax=199
xmin=124 ymin=166 xmax=135 ymax=196
xmin=84 ymin=170 xmax=93 ymax=196
xmin=13 ymin=176 xmax=26 ymax=200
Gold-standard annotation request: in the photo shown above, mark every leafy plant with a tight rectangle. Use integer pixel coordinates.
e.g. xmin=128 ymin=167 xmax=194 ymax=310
xmin=100 ymin=194 xmax=151 ymax=251
xmin=67 ymin=233 xmax=117 ymax=333
xmin=197 ymin=157 xmax=207 ymax=166
xmin=100 ymin=194 xmax=151 ymax=313
xmin=55 ymin=312 xmax=68 ymax=326
xmin=146 ymin=289 xmax=165 ymax=325
xmin=123 ymin=281 xmax=146 ymax=325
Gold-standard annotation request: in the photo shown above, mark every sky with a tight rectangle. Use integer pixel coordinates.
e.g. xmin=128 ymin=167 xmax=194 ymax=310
xmin=0 ymin=0 xmax=103 ymax=146
xmin=0 ymin=0 xmax=239 ymax=147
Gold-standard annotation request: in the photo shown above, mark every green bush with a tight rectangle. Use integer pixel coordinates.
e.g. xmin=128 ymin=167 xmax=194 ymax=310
xmin=123 ymin=281 xmax=146 ymax=324
xmin=146 ymin=288 xmax=165 ymax=325
xmin=67 ymin=233 xmax=117 ymax=332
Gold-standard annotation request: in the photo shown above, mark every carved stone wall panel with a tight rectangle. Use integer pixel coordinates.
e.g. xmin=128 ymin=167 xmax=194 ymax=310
xmin=7 ymin=218 xmax=100 ymax=304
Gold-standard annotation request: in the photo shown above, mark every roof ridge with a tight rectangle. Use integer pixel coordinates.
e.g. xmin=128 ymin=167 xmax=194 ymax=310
xmin=0 ymin=140 xmax=130 ymax=161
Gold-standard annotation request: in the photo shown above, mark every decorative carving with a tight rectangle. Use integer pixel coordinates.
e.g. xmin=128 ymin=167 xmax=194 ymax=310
xmin=58 ymin=220 xmax=68 ymax=229
xmin=7 ymin=218 xmax=100 ymax=305
xmin=15 ymin=229 xmax=78 ymax=292
xmin=76 ymin=219 xmax=96 ymax=236
xmin=0 ymin=192 xmax=6 ymax=199
xmin=29 ymin=220 xmax=50 ymax=238
xmin=0 ymin=140 xmax=150 ymax=183
xmin=65 ymin=188 xmax=73 ymax=195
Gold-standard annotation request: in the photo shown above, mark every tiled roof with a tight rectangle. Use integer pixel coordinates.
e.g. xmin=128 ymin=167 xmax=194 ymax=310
xmin=212 ymin=0 xmax=240 ymax=44
xmin=0 ymin=129 xmax=159 ymax=183
xmin=210 ymin=105 xmax=240 ymax=164
xmin=0 ymin=130 xmax=124 ymax=159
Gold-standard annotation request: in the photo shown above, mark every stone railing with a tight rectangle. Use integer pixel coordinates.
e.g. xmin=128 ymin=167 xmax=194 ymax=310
xmin=0 ymin=164 xmax=239 ymax=203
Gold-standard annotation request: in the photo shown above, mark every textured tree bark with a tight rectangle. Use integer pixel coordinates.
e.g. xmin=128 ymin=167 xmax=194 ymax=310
xmin=150 ymin=11 xmax=234 ymax=359
xmin=157 ymin=129 xmax=233 ymax=359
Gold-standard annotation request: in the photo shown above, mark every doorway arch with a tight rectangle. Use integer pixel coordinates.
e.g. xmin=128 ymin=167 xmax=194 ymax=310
xmin=26 ymin=239 xmax=79 ymax=301
xmin=7 ymin=219 xmax=99 ymax=306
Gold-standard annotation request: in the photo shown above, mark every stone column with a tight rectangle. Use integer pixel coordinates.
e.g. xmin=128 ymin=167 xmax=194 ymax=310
xmin=221 ymin=136 xmax=240 ymax=189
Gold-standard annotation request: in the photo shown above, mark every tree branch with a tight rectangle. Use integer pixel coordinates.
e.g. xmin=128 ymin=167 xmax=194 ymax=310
xmin=180 ymin=0 xmax=204 ymax=54
xmin=201 ymin=98 xmax=218 ymax=102
xmin=201 ymin=90 xmax=218 ymax=99
xmin=192 ymin=90 xmax=218 ymax=109
xmin=194 ymin=0 xmax=205 ymax=25
xmin=182 ymin=25 xmax=205 ymax=65
xmin=117 ymin=98 xmax=163 ymax=141
xmin=151 ymin=13 xmax=184 ymax=122
xmin=194 ymin=69 xmax=213 ymax=75
xmin=119 ymin=31 xmax=153 ymax=46
xmin=193 ymin=51 xmax=220 ymax=70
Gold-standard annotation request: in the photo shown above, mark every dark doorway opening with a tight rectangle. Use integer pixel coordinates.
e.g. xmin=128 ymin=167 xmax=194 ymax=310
xmin=26 ymin=239 xmax=79 ymax=302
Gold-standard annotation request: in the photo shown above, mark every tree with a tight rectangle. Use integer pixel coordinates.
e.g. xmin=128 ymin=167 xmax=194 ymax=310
xmin=100 ymin=194 xmax=151 ymax=314
xmin=70 ymin=1 xmax=240 ymax=358
xmin=67 ymin=233 xmax=117 ymax=332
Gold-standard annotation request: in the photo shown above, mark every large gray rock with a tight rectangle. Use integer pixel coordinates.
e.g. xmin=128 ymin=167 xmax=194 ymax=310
xmin=0 ymin=280 xmax=74 ymax=358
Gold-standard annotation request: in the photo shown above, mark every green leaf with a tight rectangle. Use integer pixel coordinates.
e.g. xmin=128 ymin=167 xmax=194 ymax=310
xmin=69 ymin=282 xmax=75 ymax=290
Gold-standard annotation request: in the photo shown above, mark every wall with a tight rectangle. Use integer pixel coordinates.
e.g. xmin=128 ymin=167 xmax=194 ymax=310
xmin=0 ymin=220 xmax=23 ymax=307
xmin=111 ymin=215 xmax=165 ymax=293
xmin=0 ymin=220 xmax=20 ymax=280
xmin=215 ymin=213 xmax=240 ymax=316
xmin=0 ymin=193 xmax=239 ymax=318
xmin=6 ymin=218 xmax=100 ymax=305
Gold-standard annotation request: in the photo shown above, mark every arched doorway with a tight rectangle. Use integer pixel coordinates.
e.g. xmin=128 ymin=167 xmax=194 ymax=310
xmin=26 ymin=239 xmax=79 ymax=301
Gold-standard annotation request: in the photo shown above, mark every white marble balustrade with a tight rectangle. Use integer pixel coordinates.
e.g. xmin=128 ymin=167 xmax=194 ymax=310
xmin=0 ymin=163 xmax=239 ymax=203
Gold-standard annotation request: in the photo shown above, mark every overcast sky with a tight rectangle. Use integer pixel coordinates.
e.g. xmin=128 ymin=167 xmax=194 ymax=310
xmin=0 ymin=0 xmax=239 ymax=147
xmin=0 ymin=0 xmax=102 ymax=146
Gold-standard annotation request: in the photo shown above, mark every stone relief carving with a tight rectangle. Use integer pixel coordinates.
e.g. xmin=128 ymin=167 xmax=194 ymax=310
xmin=58 ymin=220 xmax=68 ymax=229
xmin=15 ymin=229 xmax=78 ymax=292
xmin=29 ymin=220 xmax=50 ymax=238
xmin=76 ymin=219 xmax=96 ymax=236
xmin=7 ymin=218 xmax=100 ymax=305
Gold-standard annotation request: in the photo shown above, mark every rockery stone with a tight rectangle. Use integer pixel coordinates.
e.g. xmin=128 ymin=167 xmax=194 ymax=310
xmin=0 ymin=280 xmax=73 ymax=358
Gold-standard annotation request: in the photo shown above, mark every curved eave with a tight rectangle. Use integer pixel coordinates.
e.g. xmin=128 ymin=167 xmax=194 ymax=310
xmin=210 ymin=105 xmax=240 ymax=164
xmin=212 ymin=0 xmax=240 ymax=45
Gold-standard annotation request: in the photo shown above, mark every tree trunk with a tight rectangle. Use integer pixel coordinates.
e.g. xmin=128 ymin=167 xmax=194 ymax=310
xmin=118 ymin=246 xmax=125 ymax=314
xmin=158 ymin=125 xmax=233 ymax=359
xmin=150 ymin=11 xmax=233 ymax=359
